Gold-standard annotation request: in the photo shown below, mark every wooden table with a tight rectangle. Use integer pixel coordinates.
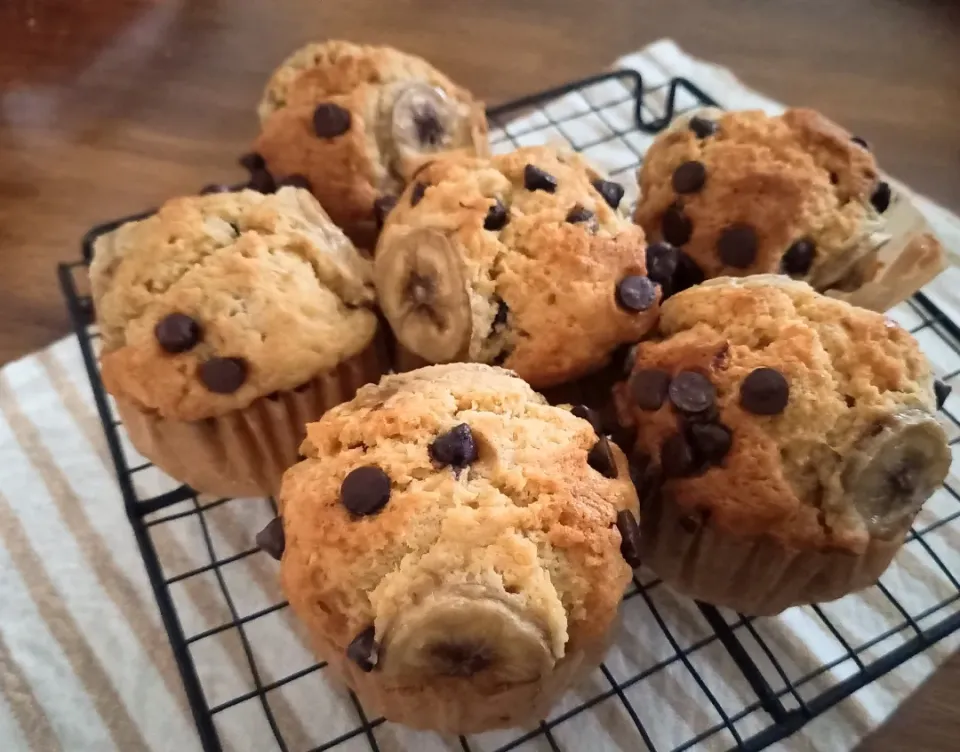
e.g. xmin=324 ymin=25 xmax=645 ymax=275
xmin=1 ymin=1 xmax=958 ymax=749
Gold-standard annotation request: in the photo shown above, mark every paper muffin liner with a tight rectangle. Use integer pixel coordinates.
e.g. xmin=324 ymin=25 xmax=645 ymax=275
xmin=117 ymin=335 xmax=389 ymax=498
xmin=640 ymin=491 xmax=906 ymax=616
xmin=312 ymin=623 xmax=615 ymax=735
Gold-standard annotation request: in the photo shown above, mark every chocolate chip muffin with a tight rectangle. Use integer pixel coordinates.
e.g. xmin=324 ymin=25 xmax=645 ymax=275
xmin=252 ymin=41 xmax=488 ymax=246
xmin=267 ymin=363 xmax=640 ymax=733
xmin=90 ymin=187 xmax=389 ymax=497
xmin=633 ymin=107 xmax=896 ymax=299
xmin=614 ymin=276 xmax=950 ymax=615
xmin=374 ymin=146 xmax=659 ymax=389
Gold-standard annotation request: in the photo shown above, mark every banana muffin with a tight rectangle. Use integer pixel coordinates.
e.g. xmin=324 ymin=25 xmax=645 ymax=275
xmin=251 ymin=41 xmax=488 ymax=245
xmin=90 ymin=187 xmax=388 ymax=497
xmin=614 ymin=276 xmax=951 ymax=615
xmin=265 ymin=364 xmax=640 ymax=733
xmin=633 ymin=107 xmax=895 ymax=299
xmin=374 ymin=146 xmax=659 ymax=389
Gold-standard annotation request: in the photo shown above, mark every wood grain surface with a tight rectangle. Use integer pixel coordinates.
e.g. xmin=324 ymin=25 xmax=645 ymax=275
xmin=1 ymin=0 xmax=958 ymax=749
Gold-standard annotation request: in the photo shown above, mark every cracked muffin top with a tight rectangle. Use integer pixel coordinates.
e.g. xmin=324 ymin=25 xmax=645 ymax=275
xmin=613 ymin=276 xmax=950 ymax=553
xmin=90 ymin=188 xmax=377 ymax=421
xmin=253 ymin=40 xmax=488 ymax=241
xmin=278 ymin=363 xmax=639 ymax=687
xmin=374 ymin=146 xmax=660 ymax=388
xmin=633 ymin=108 xmax=892 ymax=296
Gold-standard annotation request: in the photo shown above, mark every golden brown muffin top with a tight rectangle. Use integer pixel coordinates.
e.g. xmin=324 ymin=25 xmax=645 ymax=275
xmin=614 ymin=276 xmax=949 ymax=552
xmin=91 ymin=188 xmax=377 ymax=421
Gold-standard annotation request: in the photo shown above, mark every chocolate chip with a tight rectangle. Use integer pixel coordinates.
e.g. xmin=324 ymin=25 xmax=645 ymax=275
xmin=689 ymin=116 xmax=718 ymax=139
xmin=566 ymin=205 xmax=594 ymax=224
xmin=198 ymin=357 xmax=247 ymax=394
xmin=255 ymin=517 xmax=285 ymax=561
xmin=646 ymin=242 xmax=679 ymax=286
xmin=484 ymin=199 xmax=509 ymax=230
xmin=410 ymin=182 xmax=427 ymax=206
xmin=616 ymin=276 xmax=657 ymax=312
xmin=431 ymin=643 xmax=492 ymax=677
xmin=718 ymin=224 xmax=758 ymax=268
xmin=413 ymin=107 xmax=444 ymax=146
xmin=247 ymin=168 xmax=276 ymax=194
xmin=588 ymin=436 xmax=618 ymax=479
xmin=668 ymin=371 xmax=715 ymax=414
xmin=829 ymin=172 xmax=839 ymax=185
xmin=239 ymin=152 xmax=265 ymax=172
xmin=313 ymin=102 xmax=352 ymax=138
xmin=572 ymin=405 xmax=602 ymax=434
xmin=935 ymin=379 xmax=952 ymax=410
xmin=637 ymin=462 xmax=663 ymax=508
xmin=592 ymin=179 xmax=625 ymax=209
xmin=616 ymin=510 xmax=642 ymax=568
xmin=429 ymin=424 xmax=478 ymax=469
xmin=200 ymin=184 xmax=231 ymax=195
xmin=740 ymin=367 xmax=790 ymax=415
xmin=347 ymin=626 xmax=379 ymax=672
xmin=524 ymin=164 xmax=557 ymax=193
xmin=276 ymin=174 xmax=312 ymax=191
xmin=672 ymin=161 xmax=707 ymax=194
xmin=661 ymin=433 xmax=695 ymax=478
xmin=673 ymin=250 xmax=704 ymax=293
xmin=493 ymin=297 xmax=509 ymax=326
xmin=781 ymin=238 xmax=816 ymax=276
xmin=662 ymin=203 xmax=692 ymax=246
xmin=630 ymin=368 xmax=671 ymax=411
xmin=688 ymin=422 xmax=732 ymax=464
xmin=373 ymin=195 xmax=398 ymax=229
xmin=341 ymin=466 xmax=392 ymax=516
xmin=851 ymin=135 xmax=870 ymax=150
xmin=871 ymin=181 xmax=891 ymax=213
xmin=155 ymin=313 xmax=201 ymax=354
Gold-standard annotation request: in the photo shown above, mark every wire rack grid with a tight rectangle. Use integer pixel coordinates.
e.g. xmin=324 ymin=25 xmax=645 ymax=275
xmin=58 ymin=70 xmax=960 ymax=752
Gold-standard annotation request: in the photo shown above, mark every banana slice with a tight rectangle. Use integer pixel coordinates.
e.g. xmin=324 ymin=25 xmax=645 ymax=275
xmin=379 ymin=586 xmax=555 ymax=685
xmin=375 ymin=228 xmax=472 ymax=363
xmin=390 ymin=83 xmax=457 ymax=159
xmin=842 ymin=408 xmax=950 ymax=537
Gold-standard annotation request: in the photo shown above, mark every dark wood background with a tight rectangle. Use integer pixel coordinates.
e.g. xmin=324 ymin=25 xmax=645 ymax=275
xmin=1 ymin=1 xmax=958 ymax=748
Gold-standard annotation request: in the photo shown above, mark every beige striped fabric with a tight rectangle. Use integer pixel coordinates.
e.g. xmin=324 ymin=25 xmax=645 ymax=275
xmin=1 ymin=40 xmax=959 ymax=752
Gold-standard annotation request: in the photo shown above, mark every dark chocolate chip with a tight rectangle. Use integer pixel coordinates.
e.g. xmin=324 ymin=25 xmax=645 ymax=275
xmin=341 ymin=466 xmax=392 ymax=516
xmin=646 ymin=242 xmax=679 ymax=286
xmin=616 ymin=510 xmax=642 ymax=568
xmin=313 ymin=102 xmax=352 ymax=138
xmin=200 ymin=183 xmax=231 ymax=195
xmin=740 ymin=367 xmax=790 ymax=415
xmin=934 ymin=379 xmax=952 ymax=410
xmin=851 ymin=135 xmax=870 ymax=150
xmin=845 ymin=395 xmax=857 ymax=408
xmin=829 ymin=172 xmax=839 ymax=185
xmin=871 ymin=181 xmax=892 ymax=213
xmin=248 ymin=168 xmax=276 ymax=194
xmin=413 ymin=107 xmax=444 ymax=146
xmin=155 ymin=313 xmax=201 ymax=354
xmin=571 ymin=405 xmax=602 ymax=434
xmin=616 ymin=276 xmax=657 ymax=312
xmin=239 ymin=152 xmax=265 ymax=172
xmin=588 ymin=436 xmax=619 ymax=479
xmin=661 ymin=433 xmax=696 ymax=478
xmin=689 ymin=116 xmax=718 ymax=139
xmin=493 ymin=297 xmax=509 ymax=327
xmin=566 ymin=205 xmax=595 ymax=224
xmin=718 ymin=224 xmax=758 ymax=268
xmin=276 ymin=174 xmax=312 ymax=191
xmin=781 ymin=238 xmax=816 ymax=276
xmin=673 ymin=250 xmax=704 ymax=293
xmin=429 ymin=423 xmax=478 ymax=469
xmin=373 ymin=195 xmax=398 ymax=229
xmin=668 ymin=371 xmax=715 ymax=414
xmin=198 ymin=357 xmax=247 ymax=394
xmin=346 ymin=626 xmax=379 ymax=672
xmin=592 ymin=179 xmax=625 ymax=209
xmin=672 ymin=160 xmax=707 ymax=194
xmin=662 ymin=203 xmax=692 ymax=246
xmin=630 ymin=368 xmax=672 ymax=411
xmin=524 ymin=164 xmax=557 ymax=193
xmin=484 ymin=199 xmax=509 ymax=230
xmin=410 ymin=182 xmax=427 ymax=206
xmin=255 ymin=517 xmax=285 ymax=561
xmin=688 ymin=422 xmax=732 ymax=464
xmin=431 ymin=643 xmax=493 ymax=677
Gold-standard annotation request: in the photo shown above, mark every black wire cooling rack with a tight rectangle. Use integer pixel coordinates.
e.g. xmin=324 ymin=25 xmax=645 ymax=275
xmin=58 ymin=70 xmax=960 ymax=752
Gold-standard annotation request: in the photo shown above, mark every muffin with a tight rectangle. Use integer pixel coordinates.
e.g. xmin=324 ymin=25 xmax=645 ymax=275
xmin=265 ymin=363 xmax=640 ymax=733
xmin=90 ymin=187 xmax=388 ymax=497
xmin=374 ymin=146 xmax=660 ymax=390
xmin=613 ymin=276 xmax=951 ymax=615
xmin=252 ymin=40 xmax=488 ymax=245
xmin=633 ymin=107 xmax=904 ymax=301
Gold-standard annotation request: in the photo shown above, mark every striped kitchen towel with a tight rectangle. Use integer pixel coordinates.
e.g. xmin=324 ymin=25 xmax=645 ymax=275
xmin=1 ymin=39 xmax=959 ymax=752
